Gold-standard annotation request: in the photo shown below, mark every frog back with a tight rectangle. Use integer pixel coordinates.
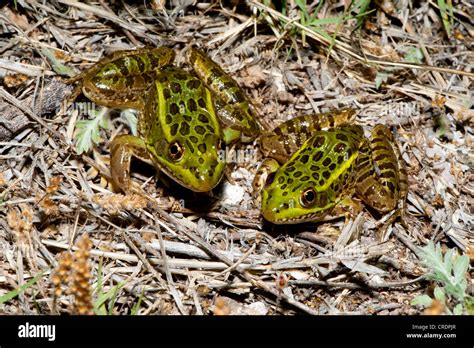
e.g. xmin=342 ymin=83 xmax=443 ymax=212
xmin=260 ymin=108 xmax=356 ymax=163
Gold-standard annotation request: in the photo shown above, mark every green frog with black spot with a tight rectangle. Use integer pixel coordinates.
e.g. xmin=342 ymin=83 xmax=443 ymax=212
xmin=67 ymin=46 xmax=260 ymax=193
xmin=253 ymin=109 xmax=408 ymax=224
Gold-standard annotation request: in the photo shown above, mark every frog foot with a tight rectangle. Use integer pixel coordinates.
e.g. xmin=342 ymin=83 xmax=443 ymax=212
xmin=110 ymin=134 xmax=150 ymax=194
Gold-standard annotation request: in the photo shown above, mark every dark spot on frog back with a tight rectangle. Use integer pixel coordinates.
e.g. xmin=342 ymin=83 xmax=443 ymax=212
xmin=233 ymin=89 xmax=245 ymax=102
xmin=322 ymin=158 xmax=331 ymax=167
xmin=188 ymin=98 xmax=197 ymax=112
xmin=170 ymin=123 xmax=178 ymax=136
xmin=170 ymin=82 xmax=181 ymax=94
xmin=334 ymin=143 xmax=346 ymax=153
xmin=299 ymin=154 xmax=309 ymax=164
xmin=198 ymin=113 xmax=209 ymax=123
xmin=336 ymin=133 xmax=348 ymax=142
xmin=169 ymin=103 xmax=179 ymax=115
xmin=195 ymin=125 xmax=206 ymax=135
xmin=116 ymin=62 xmax=129 ymax=76
xmin=163 ymin=88 xmax=171 ymax=99
xmin=198 ymin=143 xmax=207 ymax=154
xmin=135 ymin=56 xmax=146 ymax=72
xmin=197 ymin=98 xmax=206 ymax=108
xmin=187 ymin=79 xmax=201 ymax=90
xmin=158 ymin=74 xmax=168 ymax=83
xmin=312 ymin=151 xmax=323 ymax=162
xmin=179 ymin=122 xmax=190 ymax=136
xmin=313 ymin=136 xmax=325 ymax=148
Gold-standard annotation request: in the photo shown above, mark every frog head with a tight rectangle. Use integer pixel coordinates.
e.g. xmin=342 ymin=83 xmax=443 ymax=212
xmin=261 ymin=129 xmax=360 ymax=223
xmin=143 ymin=68 xmax=226 ymax=192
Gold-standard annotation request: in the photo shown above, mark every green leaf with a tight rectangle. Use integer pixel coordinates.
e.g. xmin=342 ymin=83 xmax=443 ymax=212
xmin=443 ymin=248 xmax=454 ymax=277
xmin=465 ymin=296 xmax=474 ymax=315
xmin=308 ymin=17 xmax=342 ymax=26
xmin=453 ymin=254 xmax=469 ymax=285
xmin=131 ymin=288 xmax=145 ymax=315
xmin=420 ymin=242 xmax=451 ymax=285
xmin=403 ymin=47 xmax=424 ymax=64
xmin=74 ymin=107 xmax=110 ymax=154
xmin=42 ymin=48 xmax=75 ymax=77
xmin=416 ymin=242 xmax=470 ymax=307
xmin=434 ymin=286 xmax=446 ymax=303
xmin=93 ymin=281 xmax=125 ymax=315
xmin=305 ymin=23 xmax=333 ymax=41
xmin=453 ymin=303 xmax=463 ymax=315
xmin=351 ymin=0 xmax=372 ymax=27
xmin=375 ymin=71 xmax=389 ymax=89
xmin=120 ymin=109 xmax=138 ymax=136
xmin=0 ymin=268 xmax=48 ymax=304
xmin=411 ymin=294 xmax=433 ymax=307
xmin=437 ymin=0 xmax=452 ymax=37
xmin=107 ymin=284 xmax=121 ymax=315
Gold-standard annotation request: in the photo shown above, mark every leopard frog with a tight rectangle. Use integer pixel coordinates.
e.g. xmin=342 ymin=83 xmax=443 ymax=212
xmin=253 ymin=109 xmax=408 ymax=224
xmin=67 ymin=47 xmax=259 ymax=192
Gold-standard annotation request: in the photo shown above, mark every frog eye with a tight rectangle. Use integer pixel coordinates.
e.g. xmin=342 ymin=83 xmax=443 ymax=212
xmin=264 ymin=172 xmax=276 ymax=187
xmin=300 ymin=188 xmax=316 ymax=208
xmin=168 ymin=141 xmax=184 ymax=162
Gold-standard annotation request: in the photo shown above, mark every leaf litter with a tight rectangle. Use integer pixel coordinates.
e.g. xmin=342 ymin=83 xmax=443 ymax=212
xmin=0 ymin=1 xmax=472 ymax=315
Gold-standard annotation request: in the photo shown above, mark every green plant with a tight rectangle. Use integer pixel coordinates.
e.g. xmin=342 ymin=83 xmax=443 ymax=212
xmin=437 ymin=0 xmax=454 ymax=38
xmin=92 ymin=257 xmax=126 ymax=315
xmin=374 ymin=47 xmax=423 ymax=89
xmin=74 ymin=107 xmax=110 ymax=154
xmin=265 ymin=0 xmax=374 ymax=47
xmin=411 ymin=241 xmax=473 ymax=315
xmin=0 ymin=268 xmax=48 ymax=305
xmin=74 ymin=107 xmax=137 ymax=154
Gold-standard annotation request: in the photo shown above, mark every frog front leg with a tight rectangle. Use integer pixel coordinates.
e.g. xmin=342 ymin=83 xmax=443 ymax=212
xmin=110 ymin=134 xmax=151 ymax=193
xmin=355 ymin=124 xmax=408 ymax=225
xmin=252 ymin=158 xmax=281 ymax=197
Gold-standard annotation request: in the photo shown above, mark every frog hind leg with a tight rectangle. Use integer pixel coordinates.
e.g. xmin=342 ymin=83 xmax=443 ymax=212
xmin=355 ymin=124 xmax=408 ymax=227
xmin=213 ymin=92 xmax=259 ymax=144
xmin=110 ymin=134 xmax=151 ymax=194
xmin=187 ymin=48 xmax=260 ymax=144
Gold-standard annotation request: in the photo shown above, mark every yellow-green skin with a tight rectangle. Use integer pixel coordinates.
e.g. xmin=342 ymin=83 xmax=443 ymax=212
xmin=67 ymin=47 xmax=259 ymax=193
xmin=255 ymin=109 xmax=408 ymax=224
